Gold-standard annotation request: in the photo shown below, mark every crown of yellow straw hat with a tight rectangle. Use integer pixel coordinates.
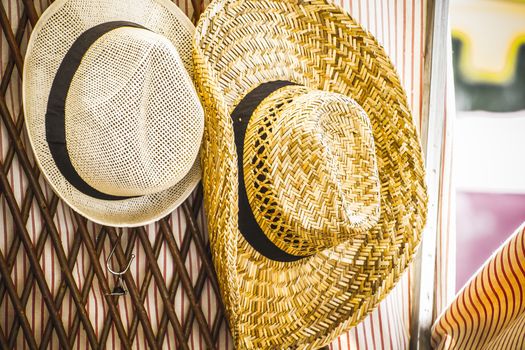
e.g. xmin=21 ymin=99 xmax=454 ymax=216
xmin=194 ymin=0 xmax=428 ymax=348
xmin=23 ymin=0 xmax=203 ymax=227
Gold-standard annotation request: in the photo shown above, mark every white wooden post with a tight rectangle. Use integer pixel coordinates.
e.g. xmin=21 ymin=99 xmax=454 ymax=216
xmin=410 ymin=0 xmax=451 ymax=348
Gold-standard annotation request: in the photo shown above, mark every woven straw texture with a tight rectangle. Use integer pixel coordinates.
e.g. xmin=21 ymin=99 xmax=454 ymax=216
xmin=23 ymin=0 xmax=203 ymax=226
xmin=194 ymin=0 xmax=428 ymax=348
xmin=244 ymin=85 xmax=381 ymax=256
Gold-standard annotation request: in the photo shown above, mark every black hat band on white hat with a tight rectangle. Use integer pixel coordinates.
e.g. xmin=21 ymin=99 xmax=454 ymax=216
xmin=45 ymin=21 xmax=147 ymax=201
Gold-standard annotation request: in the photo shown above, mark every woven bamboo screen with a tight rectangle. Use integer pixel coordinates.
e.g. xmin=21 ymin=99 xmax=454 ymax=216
xmin=0 ymin=0 xmax=235 ymax=349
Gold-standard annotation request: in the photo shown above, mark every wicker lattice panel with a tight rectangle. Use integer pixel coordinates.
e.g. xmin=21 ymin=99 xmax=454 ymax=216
xmin=0 ymin=0 xmax=232 ymax=349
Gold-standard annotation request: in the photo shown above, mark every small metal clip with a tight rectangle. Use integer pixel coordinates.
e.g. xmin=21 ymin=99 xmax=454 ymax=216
xmin=106 ymin=235 xmax=135 ymax=296
xmin=106 ymin=276 xmax=128 ymax=296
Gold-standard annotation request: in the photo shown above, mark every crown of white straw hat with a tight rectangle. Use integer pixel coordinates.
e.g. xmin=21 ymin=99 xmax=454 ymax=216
xmin=23 ymin=0 xmax=203 ymax=227
xmin=193 ymin=0 xmax=428 ymax=348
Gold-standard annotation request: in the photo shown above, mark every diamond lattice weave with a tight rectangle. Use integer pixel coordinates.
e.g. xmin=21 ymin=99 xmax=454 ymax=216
xmin=0 ymin=0 xmax=231 ymax=348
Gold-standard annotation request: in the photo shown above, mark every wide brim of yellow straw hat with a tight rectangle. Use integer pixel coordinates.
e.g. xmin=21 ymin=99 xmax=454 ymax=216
xmin=193 ymin=0 xmax=428 ymax=348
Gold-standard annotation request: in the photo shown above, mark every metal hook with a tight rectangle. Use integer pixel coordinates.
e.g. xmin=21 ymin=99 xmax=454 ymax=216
xmin=106 ymin=243 xmax=135 ymax=276
xmin=106 ymin=234 xmax=135 ymax=296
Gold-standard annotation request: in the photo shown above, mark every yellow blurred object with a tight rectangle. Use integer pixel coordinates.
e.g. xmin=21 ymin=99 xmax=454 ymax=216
xmin=452 ymin=0 xmax=525 ymax=83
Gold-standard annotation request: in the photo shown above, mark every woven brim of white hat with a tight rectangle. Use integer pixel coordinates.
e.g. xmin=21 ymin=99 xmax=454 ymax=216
xmin=23 ymin=0 xmax=202 ymax=227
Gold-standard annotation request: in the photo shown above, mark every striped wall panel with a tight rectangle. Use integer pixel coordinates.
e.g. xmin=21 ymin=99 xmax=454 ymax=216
xmin=330 ymin=1 xmax=455 ymax=348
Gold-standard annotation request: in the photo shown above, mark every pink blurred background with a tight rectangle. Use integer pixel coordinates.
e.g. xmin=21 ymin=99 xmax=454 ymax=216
xmin=456 ymin=192 xmax=525 ymax=288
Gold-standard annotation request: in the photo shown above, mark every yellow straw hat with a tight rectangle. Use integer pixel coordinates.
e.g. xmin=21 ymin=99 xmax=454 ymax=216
xmin=23 ymin=0 xmax=203 ymax=227
xmin=194 ymin=0 xmax=428 ymax=348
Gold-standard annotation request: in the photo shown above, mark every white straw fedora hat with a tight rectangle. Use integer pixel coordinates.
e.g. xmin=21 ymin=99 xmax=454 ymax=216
xmin=194 ymin=0 xmax=428 ymax=348
xmin=23 ymin=0 xmax=203 ymax=227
